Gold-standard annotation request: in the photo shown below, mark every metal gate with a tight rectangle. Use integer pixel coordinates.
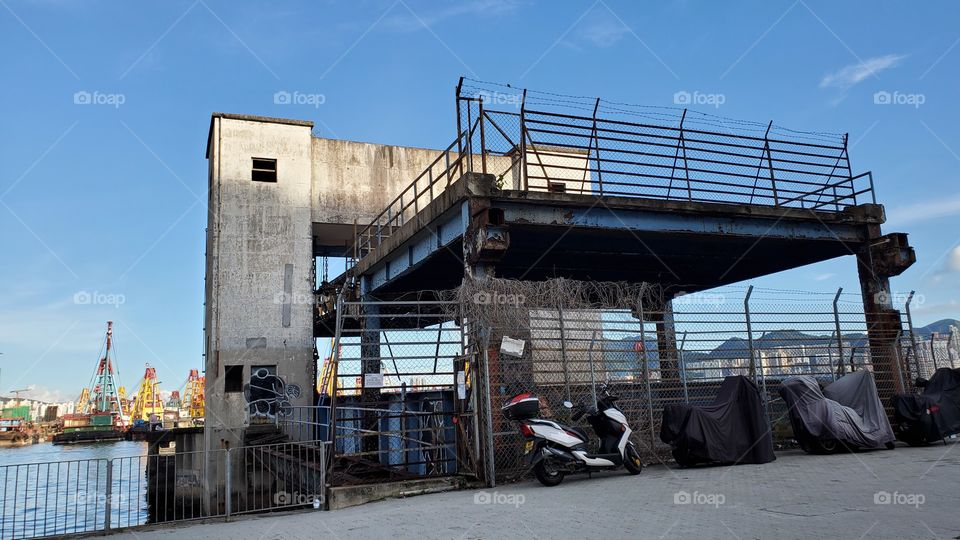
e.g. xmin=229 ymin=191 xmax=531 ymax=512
xmin=327 ymin=300 xmax=485 ymax=485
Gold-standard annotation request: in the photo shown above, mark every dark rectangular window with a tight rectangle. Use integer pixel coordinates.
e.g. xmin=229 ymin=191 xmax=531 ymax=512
xmin=224 ymin=365 xmax=244 ymax=393
xmin=252 ymin=158 xmax=277 ymax=183
xmin=548 ymin=181 xmax=566 ymax=193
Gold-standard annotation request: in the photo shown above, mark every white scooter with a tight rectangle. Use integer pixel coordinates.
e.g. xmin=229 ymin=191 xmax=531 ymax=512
xmin=502 ymin=383 xmax=643 ymax=486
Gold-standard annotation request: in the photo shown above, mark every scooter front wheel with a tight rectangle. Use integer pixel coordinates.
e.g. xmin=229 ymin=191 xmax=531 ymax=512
xmin=624 ymin=443 xmax=643 ymax=475
xmin=533 ymin=460 xmax=565 ymax=487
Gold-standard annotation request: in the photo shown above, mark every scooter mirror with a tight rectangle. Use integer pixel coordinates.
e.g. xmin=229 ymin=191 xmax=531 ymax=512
xmin=562 ymin=401 xmax=574 ymax=409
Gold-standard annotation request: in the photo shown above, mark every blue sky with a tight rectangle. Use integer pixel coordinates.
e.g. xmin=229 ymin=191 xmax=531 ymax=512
xmin=1 ymin=0 xmax=958 ymax=400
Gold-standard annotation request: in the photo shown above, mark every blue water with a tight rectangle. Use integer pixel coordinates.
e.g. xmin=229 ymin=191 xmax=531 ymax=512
xmin=0 ymin=441 xmax=149 ymax=539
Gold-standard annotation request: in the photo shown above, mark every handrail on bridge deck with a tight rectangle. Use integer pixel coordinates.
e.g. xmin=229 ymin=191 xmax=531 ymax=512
xmin=347 ymin=81 xmax=878 ymax=269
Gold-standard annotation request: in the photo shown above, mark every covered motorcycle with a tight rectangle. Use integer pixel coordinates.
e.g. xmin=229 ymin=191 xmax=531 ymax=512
xmin=779 ymin=370 xmax=895 ymax=453
xmin=660 ymin=376 xmax=775 ymax=466
xmin=891 ymin=367 xmax=960 ymax=445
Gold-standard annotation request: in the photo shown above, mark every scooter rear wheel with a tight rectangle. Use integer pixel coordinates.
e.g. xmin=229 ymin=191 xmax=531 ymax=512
xmin=533 ymin=461 xmax=565 ymax=487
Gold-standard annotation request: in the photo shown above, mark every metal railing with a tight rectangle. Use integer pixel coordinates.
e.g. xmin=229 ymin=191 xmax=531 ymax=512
xmin=457 ymin=79 xmax=876 ymax=211
xmin=353 ymin=125 xmax=477 ymax=261
xmin=0 ymin=440 xmax=327 ymax=539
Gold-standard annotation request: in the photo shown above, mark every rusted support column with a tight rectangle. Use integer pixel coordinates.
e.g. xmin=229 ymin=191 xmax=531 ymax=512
xmin=856 ymin=230 xmax=915 ymax=397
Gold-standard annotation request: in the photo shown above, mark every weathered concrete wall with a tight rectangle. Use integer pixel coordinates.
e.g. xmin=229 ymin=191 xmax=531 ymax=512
xmin=311 ymin=138 xmax=446 ymax=226
xmin=205 ymin=115 xmax=316 ymax=456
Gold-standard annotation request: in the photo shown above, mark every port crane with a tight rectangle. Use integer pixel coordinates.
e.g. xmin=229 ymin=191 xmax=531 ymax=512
xmin=130 ymin=365 xmax=163 ymax=422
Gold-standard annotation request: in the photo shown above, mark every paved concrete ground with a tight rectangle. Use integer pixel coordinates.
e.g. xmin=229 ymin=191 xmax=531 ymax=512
xmin=116 ymin=442 xmax=960 ymax=540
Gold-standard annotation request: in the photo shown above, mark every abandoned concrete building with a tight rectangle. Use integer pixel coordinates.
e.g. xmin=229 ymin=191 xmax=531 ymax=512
xmin=200 ymin=79 xmax=917 ymax=505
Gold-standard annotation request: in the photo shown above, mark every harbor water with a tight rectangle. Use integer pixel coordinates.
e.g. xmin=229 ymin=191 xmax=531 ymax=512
xmin=0 ymin=441 xmax=149 ymax=539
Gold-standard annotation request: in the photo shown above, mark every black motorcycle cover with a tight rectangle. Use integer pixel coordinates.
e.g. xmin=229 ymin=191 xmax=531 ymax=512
xmin=779 ymin=370 xmax=895 ymax=449
xmin=660 ymin=376 xmax=775 ymax=466
xmin=891 ymin=367 xmax=960 ymax=441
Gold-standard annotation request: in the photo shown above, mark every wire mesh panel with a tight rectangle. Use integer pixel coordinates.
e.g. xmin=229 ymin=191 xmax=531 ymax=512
xmin=443 ymin=279 xmax=913 ymax=481
xmin=329 ymin=301 xmax=480 ymax=485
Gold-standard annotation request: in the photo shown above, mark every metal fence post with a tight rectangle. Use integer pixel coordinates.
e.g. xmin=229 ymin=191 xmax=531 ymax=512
xmin=893 ymin=331 xmax=906 ymax=392
xmin=480 ymin=328 xmax=496 ymax=488
xmin=905 ymin=291 xmax=920 ymax=378
xmin=931 ymin=333 xmax=939 ymax=370
xmin=104 ymin=460 xmax=113 ymax=531
xmin=225 ymin=449 xmax=232 ymax=518
xmin=744 ymin=286 xmax=756 ymax=378
xmin=519 ymin=88 xmax=528 ymax=191
xmin=833 ymin=288 xmax=844 ymax=377
xmin=478 ymin=98 xmax=487 ymax=174
xmin=556 ymin=304 xmax=571 ymax=403
xmin=637 ymin=300 xmax=657 ymax=451
xmin=949 ymin=329 xmax=957 ymax=369
xmin=679 ymin=331 xmax=689 ymax=404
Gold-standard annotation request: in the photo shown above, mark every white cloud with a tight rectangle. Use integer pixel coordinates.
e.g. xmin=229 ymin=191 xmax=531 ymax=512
xmin=949 ymin=246 xmax=960 ymax=272
xmin=579 ymin=19 xmax=630 ymax=48
xmin=15 ymin=386 xmax=71 ymax=404
xmin=813 ymin=273 xmax=836 ymax=281
xmin=886 ymin=193 xmax=960 ymax=227
xmin=820 ymin=54 xmax=907 ymax=89
xmin=383 ymin=0 xmax=521 ymax=31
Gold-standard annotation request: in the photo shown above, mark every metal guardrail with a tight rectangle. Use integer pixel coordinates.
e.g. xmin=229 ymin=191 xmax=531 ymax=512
xmin=474 ymin=106 xmax=872 ymax=210
xmin=458 ymin=79 xmax=875 ymax=212
xmin=353 ymin=126 xmax=477 ymax=261
xmin=0 ymin=440 xmax=327 ymax=540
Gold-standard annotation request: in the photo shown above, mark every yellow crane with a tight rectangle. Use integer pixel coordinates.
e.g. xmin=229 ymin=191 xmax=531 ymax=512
xmin=181 ymin=369 xmax=205 ymax=420
xmin=130 ymin=365 xmax=163 ymax=422
xmin=117 ymin=386 xmax=131 ymax=417
xmin=75 ymin=388 xmax=91 ymax=414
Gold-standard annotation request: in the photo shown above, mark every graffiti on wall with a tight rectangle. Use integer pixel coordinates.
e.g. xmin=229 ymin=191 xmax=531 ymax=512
xmin=244 ymin=368 xmax=302 ymax=419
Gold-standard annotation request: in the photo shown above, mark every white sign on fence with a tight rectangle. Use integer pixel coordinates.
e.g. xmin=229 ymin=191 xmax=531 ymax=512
xmin=500 ymin=336 xmax=525 ymax=357
xmin=364 ymin=372 xmax=383 ymax=388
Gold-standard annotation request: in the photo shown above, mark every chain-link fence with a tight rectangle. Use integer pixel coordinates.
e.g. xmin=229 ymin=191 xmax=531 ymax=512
xmin=326 ymin=300 xmax=483 ymax=486
xmin=330 ymin=280 xmax=937 ymax=484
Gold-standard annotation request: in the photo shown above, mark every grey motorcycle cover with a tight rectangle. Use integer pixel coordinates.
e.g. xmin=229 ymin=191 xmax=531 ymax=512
xmin=779 ymin=370 xmax=894 ymax=449
xmin=660 ymin=376 xmax=775 ymax=466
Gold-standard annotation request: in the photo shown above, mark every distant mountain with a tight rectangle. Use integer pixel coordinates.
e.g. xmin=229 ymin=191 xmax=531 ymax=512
xmin=914 ymin=319 xmax=960 ymax=338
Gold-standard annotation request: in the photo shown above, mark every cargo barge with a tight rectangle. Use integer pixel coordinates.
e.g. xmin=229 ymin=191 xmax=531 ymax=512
xmin=52 ymin=413 xmax=124 ymax=444
xmin=0 ymin=418 xmax=32 ymax=447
